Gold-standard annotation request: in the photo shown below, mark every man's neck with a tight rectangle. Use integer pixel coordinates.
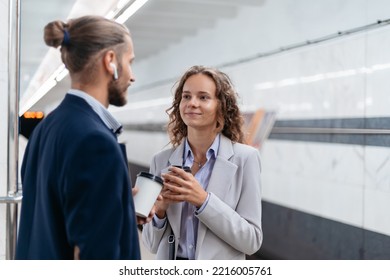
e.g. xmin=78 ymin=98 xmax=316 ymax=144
xmin=71 ymin=83 xmax=109 ymax=108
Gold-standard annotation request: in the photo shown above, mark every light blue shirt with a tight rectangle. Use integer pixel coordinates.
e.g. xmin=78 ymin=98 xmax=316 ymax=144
xmin=67 ymin=89 xmax=123 ymax=135
xmin=153 ymin=134 xmax=220 ymax=260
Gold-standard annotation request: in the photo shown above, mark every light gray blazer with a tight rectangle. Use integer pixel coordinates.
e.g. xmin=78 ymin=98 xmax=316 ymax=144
xmin=142 ymin=134 xmax=263 ymax=260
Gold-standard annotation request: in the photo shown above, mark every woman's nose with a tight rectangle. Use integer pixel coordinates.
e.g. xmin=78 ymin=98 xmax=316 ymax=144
xmin=187 ymin=97 xmax=198 ymax=107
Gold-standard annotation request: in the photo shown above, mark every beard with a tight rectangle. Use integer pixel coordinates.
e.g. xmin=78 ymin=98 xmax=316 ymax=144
xmin=108 ymin=64 xmax=129 ymax=107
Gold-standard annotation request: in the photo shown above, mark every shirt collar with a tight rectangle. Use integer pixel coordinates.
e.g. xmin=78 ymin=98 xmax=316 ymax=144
xmin=184 ymin=134 xmax=220 ymax=162
xmin=67 ymin=89 xmax=122 ymax=135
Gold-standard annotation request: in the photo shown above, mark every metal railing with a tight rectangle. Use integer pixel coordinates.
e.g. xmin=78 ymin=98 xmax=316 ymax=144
xmin=271 ymin=127 xmax=390 ymax=134
xmin=0 ymin=192 xmax=22 ymax=204
xmin=2 ymin=0 xmax=21 ymax=260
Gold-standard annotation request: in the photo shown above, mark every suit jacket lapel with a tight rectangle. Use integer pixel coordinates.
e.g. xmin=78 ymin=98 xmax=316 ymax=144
xmin=168 ymin=143 xmax=184 ymax=167
xmin=166 ymin=142 xmax=185 ymax=238
xmin=205 ymin=135 xmax=237 ymax=199
xmin=196 ymin=135 xmax=237 ymax=257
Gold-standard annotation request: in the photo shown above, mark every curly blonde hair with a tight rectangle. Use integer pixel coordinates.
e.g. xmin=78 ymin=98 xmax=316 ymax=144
xmin=166 ymin=65 xmax=244 ymax=147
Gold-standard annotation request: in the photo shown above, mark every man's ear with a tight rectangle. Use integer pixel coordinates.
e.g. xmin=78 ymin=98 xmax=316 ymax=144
xmin=110 ymin=63 xmax=118 ymax=80
xmin=103 ymin=50 xmax=117 ymax=78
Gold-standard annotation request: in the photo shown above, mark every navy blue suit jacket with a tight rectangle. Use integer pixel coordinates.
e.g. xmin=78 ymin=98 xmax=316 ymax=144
xmin=16 ymin=94 xmax=141 ymax=259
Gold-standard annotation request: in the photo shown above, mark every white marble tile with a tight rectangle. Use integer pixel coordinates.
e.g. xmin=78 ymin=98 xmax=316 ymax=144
xmin=365 ymin=0 xmax=390 ymax=25
xmin=261 ymin=141 xmax=365 ymax=228
xmin=0 ymin=162 xmax=7 ymax=197
xmin=0 ymin=204 xmax=5 ymax=260
xmin=365 ymin=26 xmax=390 ymax=117
xmin=0 ymin=0 xmax=9 ymax=181
xmin=261 ymin=140 xmax=390 ymax=236
xmin=228 ymin=33 xmax=367 ymax=119
xmin=261 ymin=140 xmax=365 ymax=187
xmin=0 ymin=41 xmax=7 ymax=75
xmin=0 ymin=72 xmax=8 ymax=196
xmin=363 ymin=146 xmax=390 ymax=235
xmin=365 ymin=146 xmax=390 ymax=193
xmin=0 ymin=0 xmax=8 ymax=71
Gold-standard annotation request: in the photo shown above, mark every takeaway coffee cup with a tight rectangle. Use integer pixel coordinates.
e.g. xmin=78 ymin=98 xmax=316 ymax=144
xmin=172 ymin=165 xmax=192 ymax=173
xmin=133 ymin=172 xmax=163 ymax=218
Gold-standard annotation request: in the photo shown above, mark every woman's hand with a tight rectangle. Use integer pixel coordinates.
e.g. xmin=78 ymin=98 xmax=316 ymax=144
xmin=161 ymin=166 xmax=207 ymax=208
xmin=153 ymin=171 xmax=181 ymax=218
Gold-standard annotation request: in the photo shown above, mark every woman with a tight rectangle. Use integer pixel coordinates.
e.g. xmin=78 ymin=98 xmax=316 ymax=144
xmin=142 ymin=65 xmax=262 ymax=260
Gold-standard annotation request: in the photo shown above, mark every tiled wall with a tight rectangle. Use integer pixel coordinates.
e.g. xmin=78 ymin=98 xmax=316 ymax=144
xmin=226 ymin=27 xmax=390 ymax=237
xmin=117 ymin=0 xmax=390 ymax=240
xmin=3 ymin=0 xmax=390 ymax=260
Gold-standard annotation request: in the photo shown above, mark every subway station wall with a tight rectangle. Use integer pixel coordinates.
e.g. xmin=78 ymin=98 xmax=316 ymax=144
xmin=11 ymin=0 xmax=390 ymax=259
xmin=115 ymin=0 xmax=390 ymax=259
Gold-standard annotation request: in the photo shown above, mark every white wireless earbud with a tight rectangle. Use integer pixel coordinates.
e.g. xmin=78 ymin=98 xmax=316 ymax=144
xmin=109 ymin=63 xmax=118 ymax=80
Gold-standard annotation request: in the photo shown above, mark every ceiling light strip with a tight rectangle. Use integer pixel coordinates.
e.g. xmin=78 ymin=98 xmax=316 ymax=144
xmin=20 ymin=0 xmax=149 ymax=115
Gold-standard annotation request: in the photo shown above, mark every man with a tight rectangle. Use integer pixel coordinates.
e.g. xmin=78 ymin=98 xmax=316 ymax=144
xmin=16 ymin=15 xmax=142 ymax=259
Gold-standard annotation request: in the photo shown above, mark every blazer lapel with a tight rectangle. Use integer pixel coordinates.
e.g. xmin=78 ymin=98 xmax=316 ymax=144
xmin=166 ymin=142 xmax=185 ymax=238
xmin=205 ymin=136 xmax=237 ymax=199
xmin=168 ymin=143 xmax=184 ymax=167
xmin=196 ymin=135 xmax=237 ymax=257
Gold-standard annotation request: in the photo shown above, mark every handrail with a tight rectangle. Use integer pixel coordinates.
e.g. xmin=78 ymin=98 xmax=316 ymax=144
xmin=6 ymin=0 xmax=21 ymax=260
xmin=0 ymin=193 xmax=23 ymax=204
xmin=271 ymin=127 xmax=390 ymax=134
